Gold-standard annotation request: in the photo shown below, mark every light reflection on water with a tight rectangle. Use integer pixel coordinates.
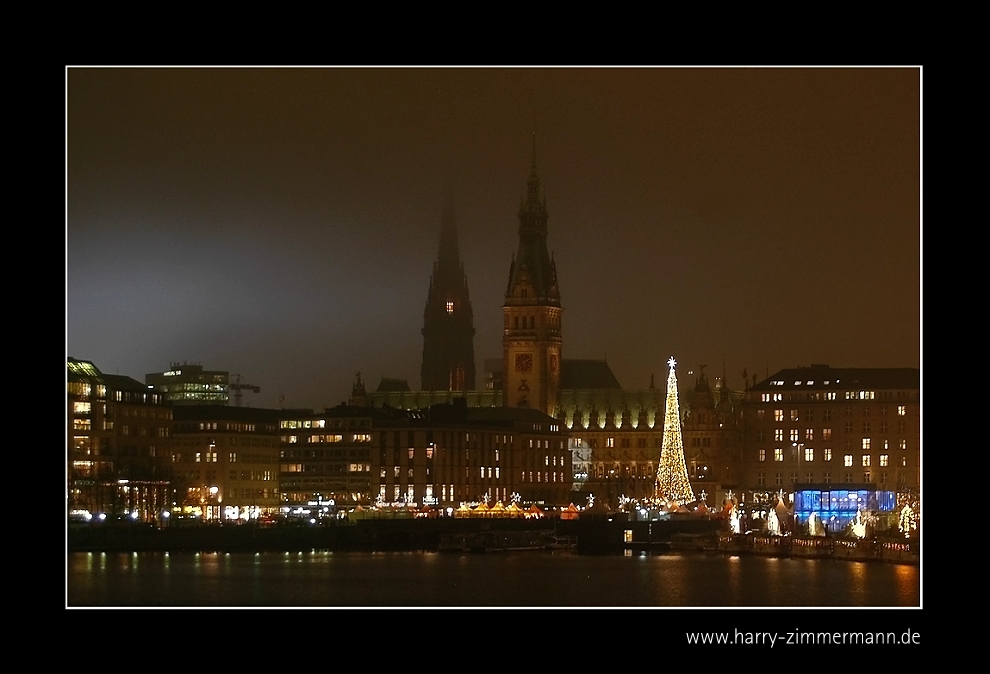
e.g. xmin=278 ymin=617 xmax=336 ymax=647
xmin=68 ymin=551 xmax=920 ymax=608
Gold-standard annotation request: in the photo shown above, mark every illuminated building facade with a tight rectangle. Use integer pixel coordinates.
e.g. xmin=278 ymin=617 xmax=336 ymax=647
xmin=793 ymin=483 xmax=896 ymax=533
xmin=740 ymin=366 xmax=920 ymax=505
xmin=421 ymin=205 xmax=476 ymax=391
xmin=557 ymin=362 xmax=742 ymax=506
xmin=170 ymin=406 xmax=281 ymax=520
xmin=277 ymin=401 xmax=569 ymax=508
xmin=68 ymin=358 xmax=172 ymax=522
xmin=146 ymin=362 xmax=230 ymax=405
xmin=503 ymin=149 xmax=562 ymax=416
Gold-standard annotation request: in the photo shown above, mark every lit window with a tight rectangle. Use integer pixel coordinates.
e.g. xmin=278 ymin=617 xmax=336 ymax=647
xmin=822 ymin=428 xmax=832 ymax=440
xmin=804 ymin=447 xmax=814 ymax=462
xmin=790 ymin=409 xmax=799 ymax=422
xmin=899 ymin=440 xmax=907 ymax=450
xmin=844 ymin=454 xmax=853 ymax=467
xmin=823 ymin=448 xmax=832 ymax=462
xmin=408 ymin=448 xmax=415 ymax=460
xmin=759 ymin=449 xmax=766 ymax=462
xmin=446 ymin=301 xmax=454 ymax=314
xmin=775 ymin=429 xmax=784 ymax=441
xmin=862 ymin=455 xmax=871 ymax=467
xmin=774 ymin=448 xmax=783 ymax=462
xmin=805 ymin=428 xmax=814 ymax=441
xmin=790 ymin=429 xmax=799 ymax=442
xmin=897 ymin=405 xmax=906 ymax=416
xmin=880 ymin=454 xmax=889 ymax=467
xmin=863 ymin=471 xmax=872 ymax=482
xmin=774 ymin=409 xmax=784 ymax=421
xmin=862 ymin=438 xmax=871 ymax=450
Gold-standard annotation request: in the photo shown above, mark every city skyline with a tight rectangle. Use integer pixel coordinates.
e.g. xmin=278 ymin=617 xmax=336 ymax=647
xmin=67 ymin=67 xmax=921 ymax=409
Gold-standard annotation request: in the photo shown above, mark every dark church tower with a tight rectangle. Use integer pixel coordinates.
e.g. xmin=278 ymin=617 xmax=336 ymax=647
xmin=503 ymin=142 xmax=562 ymax=415
xmin=421 ymin=206 xmax=476 ymax=391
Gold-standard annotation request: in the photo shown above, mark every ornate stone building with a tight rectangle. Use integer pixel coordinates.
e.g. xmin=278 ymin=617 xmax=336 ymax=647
xmin=503 ymin=149 xmax=562 ymax=416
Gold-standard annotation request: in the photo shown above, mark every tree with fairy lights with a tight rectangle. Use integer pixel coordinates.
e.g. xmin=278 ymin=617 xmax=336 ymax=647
xmin=654 ymin=356 xmax=696 ymax=505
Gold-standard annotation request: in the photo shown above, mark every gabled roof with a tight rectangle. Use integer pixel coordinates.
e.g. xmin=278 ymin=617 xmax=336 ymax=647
xmin=376 ymin=377 xmax=411 ymax=392
xmin=560 ymin=359 xmax=622 ymax=390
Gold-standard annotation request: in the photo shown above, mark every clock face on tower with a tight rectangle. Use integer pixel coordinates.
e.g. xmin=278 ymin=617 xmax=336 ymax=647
xmin=515 ymin=353 xmax=533 ymax=372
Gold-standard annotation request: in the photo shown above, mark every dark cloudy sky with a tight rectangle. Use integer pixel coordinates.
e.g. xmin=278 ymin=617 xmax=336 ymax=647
xmin=66 ymin=67 xmax=921 ymax=410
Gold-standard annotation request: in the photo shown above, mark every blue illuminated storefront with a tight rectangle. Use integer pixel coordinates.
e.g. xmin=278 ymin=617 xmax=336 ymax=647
xmin=793 ymin=484 xmax=895 ymax=533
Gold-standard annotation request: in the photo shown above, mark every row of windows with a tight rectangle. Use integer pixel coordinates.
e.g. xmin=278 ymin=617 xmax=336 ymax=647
xmin=281 ymin=419 xmax=371 ymax=430
xmin=764 ymin=406 xmax=905 ymax=421
xmin=228 ymin=470 xmax=276 ymax=481
xmin=283 ymin=433 xmax=372 ymax=444
xmin=767 ymin=422 xmax=907 ymax=441
xmin=755 ymin=471 xmax=910 ymax=486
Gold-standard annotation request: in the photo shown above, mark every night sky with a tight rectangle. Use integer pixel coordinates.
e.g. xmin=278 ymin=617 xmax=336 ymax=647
xmin=66 ymin=67 xmax=921 ymax=410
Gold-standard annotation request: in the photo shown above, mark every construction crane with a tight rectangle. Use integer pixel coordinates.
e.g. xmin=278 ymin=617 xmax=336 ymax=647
xmin=230 ymin=374 xmax=260 ymax=407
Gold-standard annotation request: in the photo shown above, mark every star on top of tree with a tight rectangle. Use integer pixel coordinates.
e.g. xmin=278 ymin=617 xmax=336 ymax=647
xmin=667 ymin=356 xmax=677 ymax=369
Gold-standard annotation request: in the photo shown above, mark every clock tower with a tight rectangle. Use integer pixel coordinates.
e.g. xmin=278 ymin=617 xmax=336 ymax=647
xmin=503 ymin=142 xmax=561 ymax=415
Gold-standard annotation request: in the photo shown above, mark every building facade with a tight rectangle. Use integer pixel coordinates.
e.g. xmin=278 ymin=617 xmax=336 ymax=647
xmin=740 ymin=366 xmax=920 ymax=506
xmin=170 ymin=405 xmax=282 ymax=520
xmin=146 ymin=362 xmax=230 ymax=406
xmin=277 ymin=401 xmax=570 ymax=509
xmin=68 ymin=358 xmax=172 ymax=522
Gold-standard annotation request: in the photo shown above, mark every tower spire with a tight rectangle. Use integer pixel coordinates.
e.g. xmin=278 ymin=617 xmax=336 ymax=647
xmin=503 ymin=145 xmax=561 ymax=416
xmin=421 ymin=205 xmax=475 ymax=392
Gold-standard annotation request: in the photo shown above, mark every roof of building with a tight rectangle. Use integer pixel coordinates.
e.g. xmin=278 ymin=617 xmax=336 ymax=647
xmin=750 ymin=366 xmax=919 ymax=392
xmin=376 ymin=377 xmax=412 ymax=392
xmin=560 ymin=359 xmax=622 ymax=390
xmin=67 ymin=357 xmax=104 ymax=381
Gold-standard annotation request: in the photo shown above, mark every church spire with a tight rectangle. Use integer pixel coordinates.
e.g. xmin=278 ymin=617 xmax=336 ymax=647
xmin=422 ymin=205 xmax=476 ymax=392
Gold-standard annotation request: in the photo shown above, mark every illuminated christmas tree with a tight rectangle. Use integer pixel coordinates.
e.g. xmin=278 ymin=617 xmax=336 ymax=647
xmin=655 ymin=356 xmax=696 ymax=505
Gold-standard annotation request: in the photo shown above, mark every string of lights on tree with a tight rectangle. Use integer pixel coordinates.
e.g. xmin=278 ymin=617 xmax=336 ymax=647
xmin=654 ymin=357 xmax=696 ymax=505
